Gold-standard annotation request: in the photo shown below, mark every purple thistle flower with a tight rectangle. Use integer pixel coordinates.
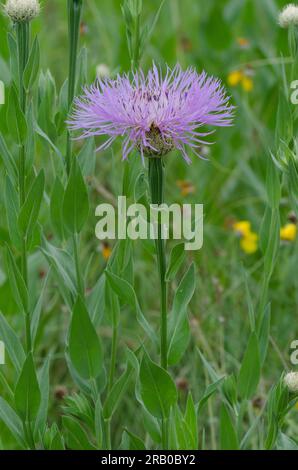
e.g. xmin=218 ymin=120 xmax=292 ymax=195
xmin=68 ymin=63 xmax=234 ymax=163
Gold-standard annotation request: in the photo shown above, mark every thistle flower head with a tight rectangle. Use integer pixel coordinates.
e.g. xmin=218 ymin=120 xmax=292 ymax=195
xmin=284 ymin=371 xmax=298 ymax=393
xmin=4 ymin=0 xmax=40 ymax=23
xmin=68 ymin=63 xmax=233 ymax=163
xmin=278 ymin=4 xmax=298 ymax=28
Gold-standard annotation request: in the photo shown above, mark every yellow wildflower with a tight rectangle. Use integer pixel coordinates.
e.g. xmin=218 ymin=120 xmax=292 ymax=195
xmin=240 ymin=232 xmax=258 ymax=254
xmin=241 ymin=75 xmax=253 ymax=92
xmin=232 ymin=220 xmax=252 ymax=237
xmin=227 ymin=70 xmax=253 ymax=92
xmin=227 ymin=70 xmax=243 ymax=87
xmin=280 ymin=223 xmax=297 ymax=242
xmin=232 ymin=220 xmax=258 ymax=254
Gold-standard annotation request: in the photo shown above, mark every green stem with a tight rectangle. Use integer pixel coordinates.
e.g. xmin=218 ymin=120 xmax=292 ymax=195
xmin=104 ymin=419 xmax=112 ymax=450
xmin=148 ymin=157 xmax=169 ymax=450
xmin=16 ymin=21 xmax=31 ymax=354
xmin=132 ymin=13 xmax=140 ymax=70
xmin=148 ymin=157 xmax=168 ymax=370
xmin=66 ymin=0 xmax=83 ymax=174
xmin=108 ymin=325 xmax=118 ymax=393
xmin=73 ymin=233 xmax=84 ymax=297
xmin=67 ymin=1 xmax=84 ymax=299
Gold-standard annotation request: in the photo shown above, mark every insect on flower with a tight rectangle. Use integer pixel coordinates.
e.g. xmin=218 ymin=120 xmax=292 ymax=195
xmin=68 ymin=63 xmax=234 ymax=163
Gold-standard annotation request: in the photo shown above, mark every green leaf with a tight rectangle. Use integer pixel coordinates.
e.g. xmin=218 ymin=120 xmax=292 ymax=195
xmin=0 ymin=312 xmax=25 ymax=373
xmin=6 ymin=86 xmax=27 ymax=144
xmin=5 ymin=174 xmax=22 ymax=250
xmin=63 ymin=158 xmax=89 ymax=234
xmin=62 ymin=416 xmax=96 ymax=450
xmin=0 ymin=397 xmax=25 ymax=447
xmin=18 ymin=170 xmax=45 ymax=243
xmin=171 ymin=262 xmax=196 ymax=317
xmin=31 ymin=270 xmax=50 ymax=346
xmin=68 ymin=297 xmax=103 ymax=380
xmin=220 ymin=404 xmax=239 ymax=450
xmin=266 ymin=155 xmax=281 ymax=209
xmin=50 ymin=176 xmax=65 ymax=240
xmin=238 ymin=332 xmax=261 ymax=399
xmin=34 ymin=122 xmax=63 ymax=160
xmin=260 ymin=207 xmax=280 ymax=277
xmin=34 ymin=356 xmax=50 ymax=438
xmin=258 ymin=303 xmax=271 ymax=366
xmin=5 ymin=245 xmax=28 ymax=312
xmin=167 ymin=263 xmax=196 ymax=365
xmin=23 ymin=37 xmax=40 ymax=91
xmin=277 ymin=432 xmax=298 ymax=450
xmin=7 ymin=32 xmax=18 ymax=85
xmin=197 ymin=376 xmax=226 ymax=414
xmin=120 ymin=429 xmax=146 ymax=450
xmin=103 ymin=363 xmax=133 ymax=420
xmin=78 ymin=137 xmax=96 ymax=176
xmin=87 ymin=275 xmax=106 ymax=326
xmin=243 ymin=265 xmax=255 ymax=332
xmin=139 ymin=352 xmax=177 ymax=419
xmin=165 ymin=243 xmax=186 ymax=282
xmin=0 ymin=133 xmax=18 ymax=182
xmin=41 ymin=238 xmax=76 ymax=308
xmin=105 ymin=270 xmax=156 ymax=343
xmin=184 ymin=393 xmax=198 ymax=449
xmin=15 ymin=353 xmax=41 ymax=422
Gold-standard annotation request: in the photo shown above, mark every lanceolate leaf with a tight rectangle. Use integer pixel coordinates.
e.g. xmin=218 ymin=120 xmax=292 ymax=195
xmin=62 ymin=416 xmax=97 ymax=450
xmin=167 ymin=263 xmax=196 ymax=365
xmin=102 ymin=364 xmax=133 ymax=420
xmin=14 ymin=353 xmax=41 ymax=422
xmin=0 ymin=312 xmax=25 ymax=373
xmin=6 ymin=86 xmax=27 ymax=144
xmin=68 ymin=297 xmax=103 ymax=380
xmin=0 ymin=397 xmax=25 ymax=447
xmin=23 ymin=36 xmax=40 ymax=91
xmin=63 ymin=158 xmax=89 ymax=234
xmin=139 ymin=352 xmax=177 ymax=419
xmin=238 ymin=332 xmax=261 ymax=399
xmin=105 ymin=270 xmax=156 ymax=344
xmin=5 ymin=245 xmax=28 ymax=313
xmin=18 ymin=170 xmax=45 ymax=243
xmin=220 ymin=404 xmax=239 ymax=450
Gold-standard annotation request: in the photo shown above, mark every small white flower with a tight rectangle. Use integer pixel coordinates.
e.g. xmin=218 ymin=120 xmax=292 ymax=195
xmin=4 ymin=0 xmax=40 ymax=23
xmin=278 ymin=4 xmax=298 ymax=28
xmin=96 ymin=64 xmax=110 ymax=79
xmin=284 ymin=371 xmax=298 ymax=393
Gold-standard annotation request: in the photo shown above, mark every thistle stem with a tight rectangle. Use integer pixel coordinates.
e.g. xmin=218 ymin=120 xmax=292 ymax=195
xmin=66 ymin=0 xmax=82 ymax=175
xmin=16 ymin=21 xmax=31 ymax=354
xmin=148 ymin=157 xmax=168 ymax=371
xmin=148 ymin=157 xmax=169 ymax=449
xmin=67 ymin=0 xmax=84 ymax=298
